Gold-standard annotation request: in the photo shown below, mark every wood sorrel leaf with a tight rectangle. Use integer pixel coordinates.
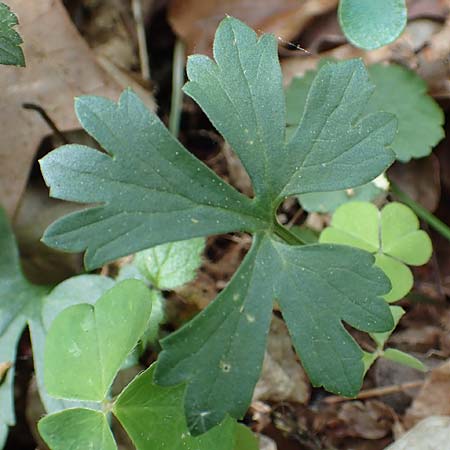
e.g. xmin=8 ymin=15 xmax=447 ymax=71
xmin=44 ymin=279 xmax=152 ymax=401
xmin=113 ymin=365 xmax=236 ymax=450
xmin=320 ymin=202 xmax=432 ymax=302
xmin=38 ymin=408 xmax=117 ymax=450
xmin=0 ymin=3 xmax=25 ymax=66
xmin=40 ymin=16 xmax=397 ymax=435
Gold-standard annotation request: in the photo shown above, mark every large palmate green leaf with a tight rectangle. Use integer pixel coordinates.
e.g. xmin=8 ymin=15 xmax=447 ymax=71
xmin=156 ymin=234 xmax=392 ymax=433
xmin=320 ymin=202 xmax=432 ymax=302
xmin=114 ymin=365 xmax=237 ymax=450
xmin=286 ymin=62 xmax=444 ymax=163
xmin=338 ymin=0 xmax=407 ymax=50
xmin=41 ymin=17 xmax=396 ymax=435
xmin=0 ymin=3 xmax=24 ymax=66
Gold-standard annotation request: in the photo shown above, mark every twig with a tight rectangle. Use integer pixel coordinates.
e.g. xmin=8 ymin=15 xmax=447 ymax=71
xmin=323 ymin=380 xmax=424 ymax=404
xmin=169 ymin=39 xmax=186 ymax=137
xmin=131 ymin=0 xmax=151 ymax=81
xmin=22 ymin=103 xmax=69 ymax=144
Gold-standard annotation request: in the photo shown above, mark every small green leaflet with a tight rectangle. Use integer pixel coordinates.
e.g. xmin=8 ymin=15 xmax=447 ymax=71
xmin=134 ymin=238 xmax=205 ymax=290
xmin=0 ymin=3 xmax=24 ymax=66
xmin=114 ymin=365 xmax=237 ymax=450
xmin=363 ymin=306 xmax=426 ymax=373
xmin=0 ymin=209 xmax=111 ymax=446
xmin=320 ymin=202 xmax=432 ymax=302
xmin=44 ymin=280 xmax=152 ymax=401
xmin=286 ymin=62 xmax=444 ymax=163
xmin=338 ymin=0 xmax=407 ymax=50
xmin=40 ymin=17 xmax=396 ymax=435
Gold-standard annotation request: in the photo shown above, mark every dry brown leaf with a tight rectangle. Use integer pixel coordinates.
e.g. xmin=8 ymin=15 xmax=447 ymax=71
xmin=404 ymin=360 xmax=450 ymax=427
xmin=388 ymin=156 xmax=441 ymax=212
xmin=253 ymin=316 xmax=310 ymax=405
xmin=337 ymin=401 xmax=396 ymax=440
xmin=168 ymin=0 xmax=338 ymax=55
xmin=0 ymin=0 xmax=123 ymax=218
xmin=0 ymin=362 xmax=12 ymax=382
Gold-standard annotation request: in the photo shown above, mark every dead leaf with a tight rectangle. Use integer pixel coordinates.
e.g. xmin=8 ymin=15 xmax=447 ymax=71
xmin=253 ymin=316 xmax=310 ymax=404
xmin=404 ymin=360 xmax=450 ymax=427
xmin=168 ymin=0 xmax=338 ymax=55
xmin=0 ymin=0 xmax=122 ymax=218
xmin=337 ymin=401 xmax=396 ymax=440
xmin=388 ymin=155 xmax=441 ymax=212
xmin=386 ymin=416 xmax=450 ymax=450
xmin=0 ymin=362 xmax=12 ymax=382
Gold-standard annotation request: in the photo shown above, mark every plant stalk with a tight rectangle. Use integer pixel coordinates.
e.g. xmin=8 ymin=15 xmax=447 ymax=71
xmin=273 ymin=221 xmax=306 ymax=245
xmin=169 ymin=39 xmax=186 ymax=137
xmin=390 ymin=181 xmax=450 ymax=242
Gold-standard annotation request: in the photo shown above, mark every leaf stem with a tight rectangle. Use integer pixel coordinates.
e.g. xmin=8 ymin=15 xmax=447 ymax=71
xmin=390 ymin=181 xmax=450 ymax=242
xmin=273 ymin=221 xmax=306 ymax=245
xmin=169 ymin=39 xmax=186 ymax=137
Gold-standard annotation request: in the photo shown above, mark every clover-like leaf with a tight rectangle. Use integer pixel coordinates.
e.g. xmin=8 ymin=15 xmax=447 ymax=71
xmin=338 ymin=0 xmax=407 ymax=50
xmin=134 ymin=238 xmax=205 ymax=290
xmin=113 ymin=365 xmax=236 ymax=450
xmin=38 ymin=409 xmax=117 ymax=450
xmin=320 ymin=202 xmax=432 ymax=302
xmin=0 ymin=3 xmax=25 ymax=66
xmin=40 ymin=17 xmax=397 ymax=435
xmin=156 ymin=235 xmax=392 ymax=434
xmin=44 ymin=280 xmax=152 ymax=401
xmin=286 ymin=62 xmax=444 ymax=162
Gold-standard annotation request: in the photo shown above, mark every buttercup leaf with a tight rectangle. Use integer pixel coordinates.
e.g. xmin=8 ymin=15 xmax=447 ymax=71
xmin=40 ymin=17 xmax=397 ymax=434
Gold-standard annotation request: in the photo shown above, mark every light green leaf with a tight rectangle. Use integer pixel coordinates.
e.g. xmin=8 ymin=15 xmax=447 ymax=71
xmin=383 ymin=348 xmax=427 ymax=372
xmin=286 ymin=62 xmax=444 ymax=162
xmin=0 ymin=3 xmax=24 ymax=66
xmin=233 ymin=424 xmax=259 ymax=450
xmin=135 ymin=238 xmax=205 ymax=290
xmin=113 ymin=365 xmax=236 ymax=450
xmin=370 ymin=305 xmax=405 ymax=348
xmin=44 ymin=280 xmax=152 ymax=401
xmin=38 ymin=408 xmax=117 ymax=450
xmin=298 ymin=180 xmax=385 ymax=213
xmin=320 ymin=202 xmax=432 ymax=302
xmin=156 ymin=235 xmax=392 ymax=434
xmin=338 ymin=0 xmax=407 ymax=50
xmin=40 ymin=17 xmax=397 ymax=435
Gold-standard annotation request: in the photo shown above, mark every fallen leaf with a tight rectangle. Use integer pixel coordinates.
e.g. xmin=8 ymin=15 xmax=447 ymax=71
xmin=337 ymin=401 xmax=396 ymax=440
xmin=0 ymin=362 xmax=12 ymax=382
xmin=168 ymin=0 xmax=338 ymax=55
xmin=404 ymin=360 xmax=450 ymax=427
xmin=386 ymin=416 xmax=450 ymax=450
xmin=253 ymin=316 xmax=310 ymax=405
xmin=388 ymin=155 xmax=441 ymax=212
xmin=0 ymin=0 xmax=122 ymax=218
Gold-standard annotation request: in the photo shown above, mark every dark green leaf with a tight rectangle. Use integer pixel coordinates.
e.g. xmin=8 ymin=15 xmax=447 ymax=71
xmin=156 ymin=235 xmax=392 ymax=433
xmin=0 ymin=3 xmax=24 ymax=66
xmin=40 ymin=90 xmax=266 ymax=270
